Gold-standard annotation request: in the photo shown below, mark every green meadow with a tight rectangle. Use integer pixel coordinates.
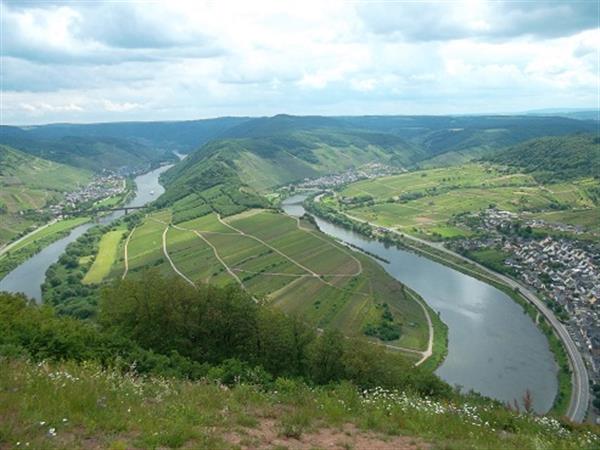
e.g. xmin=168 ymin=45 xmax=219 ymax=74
xmin=339 ymin=164 xmax=598 ymax=239
xmin=118 ymin=209 xmax=433 ymax=357
xmin=82 ymin=229 xmax=125 ymax=284
xmin=0 ymin=217 xmax=90 ymax=280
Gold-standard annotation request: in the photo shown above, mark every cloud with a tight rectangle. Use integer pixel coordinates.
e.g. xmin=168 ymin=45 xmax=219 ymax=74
xmin=0 ymin=1 xmax=224 ymax=64
xmin=0 ymin=0 xmax=597 ymax=124
xmin=356 ymin=1 xmax=599 ymax=41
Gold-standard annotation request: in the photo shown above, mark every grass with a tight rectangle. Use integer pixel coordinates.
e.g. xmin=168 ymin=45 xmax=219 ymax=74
xmin=3 ymin=217 xmax=90 ymax=256
xmin=0 ymin=217 xmax=90 ymax=281
xmin=527 ymin=207 xmax=600 ymax=229
xmin=124 ymin=211 xmax=172 ymax=276
xmin=339 ymin=163 xmax=598 ymax=240
xmin=82 ymin=229 xmax=125 ymax=284
xmin=1 ymin=358 xmax=597 ymax=450
xmin=118 ymin=210 xmax=436 ymax=360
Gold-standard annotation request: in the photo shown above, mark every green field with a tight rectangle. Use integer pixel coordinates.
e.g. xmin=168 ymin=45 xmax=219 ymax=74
xmin=83 ymin=229 xmax=125 ymax=284
xmin=0 ymin=145 xmax=91 ymax=245
xmin=120 ymin=210 xmax=172 ymax=277
xmin=118 ymin=209 xmax=432 ymax=355
xmin=526 ymin=207 xmax=600 ymax=229
xmin=0 ymin=217 xmax=90 ymax=280
xmin=338 ymin=164 xmax=597 ymax=239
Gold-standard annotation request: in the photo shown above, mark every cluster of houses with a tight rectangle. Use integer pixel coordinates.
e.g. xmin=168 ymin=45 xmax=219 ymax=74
xmin=295 ymin=163 xmax=401 ymax=190
xmin=504 ymin=237 xmax=600 ymax=383
xmin=454 ymin=208 xmax=600 ymax=385
xmin=48 ymin=173 xmax=126 ymax=217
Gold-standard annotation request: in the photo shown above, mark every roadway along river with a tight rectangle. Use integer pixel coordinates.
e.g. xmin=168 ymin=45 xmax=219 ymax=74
xmin=282 ymin=194 xmax=558 ymax=414
xmin=0 ymin=165 xmax=172 ymax=302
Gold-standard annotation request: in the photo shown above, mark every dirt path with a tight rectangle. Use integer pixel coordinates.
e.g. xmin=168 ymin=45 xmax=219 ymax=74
xmin=121 ymin=225 xmax=136 ymax=280
xmin=161 ymin=225 xmax=196 ymax=287
xmin=408 ymin=291 xmax=434 ymax=366
xmin=289 ymin=210 xmax=434 ymax=364
xmin=155 ymin=214 xmax=432 ymax=364
xmin=218 ymin=215 xmax=325 ymax=278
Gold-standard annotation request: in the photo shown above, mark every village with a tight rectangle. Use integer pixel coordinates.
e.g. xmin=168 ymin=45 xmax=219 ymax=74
xmin=294 ymin=163 xmax=401 ymax=190
xmin=47 ymin=172 xmax=127 ymax=217
xmin=451 ymin=208 xmax=600 ymax=390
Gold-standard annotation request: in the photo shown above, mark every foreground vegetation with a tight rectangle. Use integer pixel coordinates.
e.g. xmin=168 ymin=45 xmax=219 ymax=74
xmin=1 ymin=359 xmax=598 ymax=450
xmin=1 ymin=285 xmax=598 ymax=450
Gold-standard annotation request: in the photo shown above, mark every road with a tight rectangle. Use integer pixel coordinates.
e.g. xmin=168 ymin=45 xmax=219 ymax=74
xmin=121 ymin=226 xmax=136 ymax=280
xmin=340 ymin=210 xmax=590 ymax=423
xmin=0 ymin=219 xmax=57 ymax=257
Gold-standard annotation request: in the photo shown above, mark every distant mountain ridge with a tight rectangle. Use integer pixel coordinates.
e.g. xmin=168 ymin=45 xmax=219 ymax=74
xmin=156 ymin=114 xmax=597 ymax=221
xmin=2 ymin=113 xmax=595 ymax=177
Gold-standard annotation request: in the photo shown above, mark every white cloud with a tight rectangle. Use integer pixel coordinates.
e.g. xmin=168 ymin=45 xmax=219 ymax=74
xmin=1 ymin=0 xmax=597 ymax=124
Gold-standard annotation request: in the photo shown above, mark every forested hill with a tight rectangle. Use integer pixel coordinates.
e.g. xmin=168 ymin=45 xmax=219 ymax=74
xmin=485 ymin=134 xmax=600 ymax=181
xmin=4 ymin=114 xmax=595 ymax=170
xmin=162 ymin=126 xmax=421 ymax=189
xmin=13 ymin=117 xmax=251 ymax=152
xmin=156 ymin=114 xmax=598 ymax=219
xmin=0 ymin=127 xmax=173 ymax=172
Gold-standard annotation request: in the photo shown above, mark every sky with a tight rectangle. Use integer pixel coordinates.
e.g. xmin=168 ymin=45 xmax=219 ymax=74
xmin=1 ymin=0 xmax=598 ymax=124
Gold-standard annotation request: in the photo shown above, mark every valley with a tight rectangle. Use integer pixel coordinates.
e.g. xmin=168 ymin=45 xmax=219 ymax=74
xmin=4 ymin=3 xmax=600 ymax=447
xmin=1 ymin=114 xmax=598 ymax=449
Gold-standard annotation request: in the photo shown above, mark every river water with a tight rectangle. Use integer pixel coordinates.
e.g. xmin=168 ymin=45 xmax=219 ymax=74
xmin=281 ymin=194 xmax=558 ymax=413
xmin=0 ymin=165 xmax=172 ymax=302
xmin=0 ymin=180 xmax=558 ymax=412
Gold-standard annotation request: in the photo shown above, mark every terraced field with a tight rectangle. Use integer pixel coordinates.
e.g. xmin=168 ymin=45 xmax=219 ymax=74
xmin=122 ymin=210 xmax=172 ymax=276
xmin=117 ymin=209 xmax=431 ymax=356
xmin=338 ymin=164 xmax=597 ymax=239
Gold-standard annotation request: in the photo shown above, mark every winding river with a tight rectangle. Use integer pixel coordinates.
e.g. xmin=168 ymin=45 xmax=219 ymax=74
xmin=0 ymin=178 xmax=558 ymax=413
xmin=281 ymin=194 xmax=558 ymax=413
xmin=0 ymin=165 xmax=172 ymax=302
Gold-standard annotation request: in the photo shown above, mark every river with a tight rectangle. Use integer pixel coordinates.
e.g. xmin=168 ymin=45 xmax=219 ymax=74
xmin=281 ymin=194 xmax=558 ymax=413
xmin=0 ymin=165 xmax=172 ymax=302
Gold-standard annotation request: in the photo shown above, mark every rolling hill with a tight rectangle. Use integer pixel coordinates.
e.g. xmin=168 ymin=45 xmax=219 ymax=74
xmin=155 ymin=114 xmax=598 ymax=223
xmin=4 ymin=114 xmax=595 ymax=173
xmin=485 ymin=134 xmax=600 ymax=181
xmin=0 ymin=127 xmax=175 ymax=172
xmin=15 ymin=116 xmax=251 ymax=152
xmin=0 ymin=145 xmax=91 ymax=244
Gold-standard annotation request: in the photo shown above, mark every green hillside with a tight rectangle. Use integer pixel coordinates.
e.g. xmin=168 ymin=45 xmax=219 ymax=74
xmin=0 ymin=128 xmax=175 ymax=172
xmin=161 ymin=124 xmax=421 ymax=204
xmin=0 ymin=145 xmax=91 ymax=244
xmin=486 ymin=134 xmax=600 ymax=181
xmin=1 ymin=289 xmax=598 ymax=450
xmin=335 ymin=162 xmax=598 ymax=240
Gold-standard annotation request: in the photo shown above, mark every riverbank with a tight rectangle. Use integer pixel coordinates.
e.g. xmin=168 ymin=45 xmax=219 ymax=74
xmin=0 ymin=179 xmax=139 ymax=282
xmin=305 ymin=195 xmax=582 ymax=420
xmin=0 ymin=217 xmax=90 ymax=281
xmin=0 ymin=165 xmax=172 ymax=302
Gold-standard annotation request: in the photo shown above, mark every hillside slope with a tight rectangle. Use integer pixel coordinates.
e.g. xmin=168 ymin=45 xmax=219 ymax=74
xmin=2 ymin=285 xmax=597 ymax=450
xmin=0 ymin=127 xmax=174 ymax=172
xmin=162 ymin=120 xmax=421 ymax=193
xmin=0 ymin=145 xmax=91 ymax=244
xmin=485 ymin=134 xmax=600 ymax=181
xmin=18 ymin=116 xmax=251 ymax=152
